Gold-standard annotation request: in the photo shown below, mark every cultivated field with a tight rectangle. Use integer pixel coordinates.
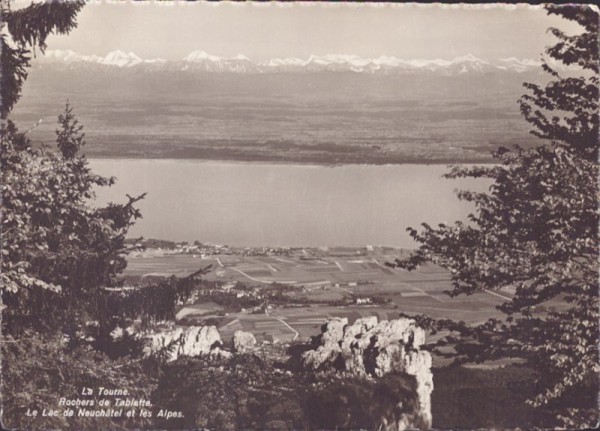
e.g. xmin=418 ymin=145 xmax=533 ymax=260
xmin=125 ymin=247 xmax=511 ymax=345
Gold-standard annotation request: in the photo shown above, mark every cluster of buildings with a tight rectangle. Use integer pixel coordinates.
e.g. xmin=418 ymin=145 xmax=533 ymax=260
xmin=169 ymin=242 xmax=303 ymax=258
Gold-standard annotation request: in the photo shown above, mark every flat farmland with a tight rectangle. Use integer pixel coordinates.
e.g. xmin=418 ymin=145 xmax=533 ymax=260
xmin=15 ymin=70 xmax=533 ymax=164
xmin=126 ymin=249 xmax=511 ymax=346
xmin=124 ymin=254 xmax=218 ymax=278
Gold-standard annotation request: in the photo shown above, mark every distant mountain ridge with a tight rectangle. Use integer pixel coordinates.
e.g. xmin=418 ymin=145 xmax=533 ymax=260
xmin=36 ymin=49 xmax=547 ymax=75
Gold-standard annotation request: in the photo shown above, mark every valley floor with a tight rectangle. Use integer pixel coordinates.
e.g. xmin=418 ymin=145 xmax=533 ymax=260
xmin=125 ymin=246 xmax=520 ymax=366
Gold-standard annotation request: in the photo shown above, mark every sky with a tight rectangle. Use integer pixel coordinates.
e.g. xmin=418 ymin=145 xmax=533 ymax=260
xmin=38 ymin=2 xmax=582 ymax=61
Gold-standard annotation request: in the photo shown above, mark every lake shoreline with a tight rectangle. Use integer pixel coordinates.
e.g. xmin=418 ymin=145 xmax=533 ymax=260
xmin=87 ymin=155 xmax=496 ymax=168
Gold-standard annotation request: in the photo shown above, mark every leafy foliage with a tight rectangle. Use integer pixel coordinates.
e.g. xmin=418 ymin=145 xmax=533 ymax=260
xmin=1 ymin=109 xmax=146 ymax=338
xmin=91 ymin=269 xmax=205 ymax=358
xmin=432 ymin=366 xmax=554 ymax=429
xmin=1 ymin=107 xmax=206 ymax=357
xmin=1 ymin=331 xmax=154 ymax=430
xmin=391 ymin=5 xmax=599 ymax=426
xmin=520 ymin=5 xmax=599 ymax=161
xmin=0 ymin=4 xmax=203 ymax=429
xmin=153 ymin=354 xmax=422 ymax=431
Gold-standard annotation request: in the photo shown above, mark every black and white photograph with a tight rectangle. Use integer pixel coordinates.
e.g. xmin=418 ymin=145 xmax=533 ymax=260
xmin=1 ymin=1 xmax=598 ymax=429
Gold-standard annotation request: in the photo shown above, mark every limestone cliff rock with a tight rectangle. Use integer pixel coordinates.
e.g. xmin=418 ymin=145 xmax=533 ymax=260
xmin=233 ymin=330 xmax=257 ymax=354
xmin=302 ymin=317 xmax=347 ymax=369
xmin=301 ymin=317 xmax=433 ymax=429
xmin=145 ymin=325 xmax=231 ymax=361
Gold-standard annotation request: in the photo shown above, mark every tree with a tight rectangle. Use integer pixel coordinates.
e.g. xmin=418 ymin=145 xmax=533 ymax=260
xmin=0 ymin=3 xmax=205 ymax=427
xmin=0 ymin=0 xmax=85 ymax=118
xmin=1 ymin=0 xmax=207 ymax=343
xmin=391 ymin=5 xmax=599 ymax=427
xmin=1 ymin=106 xmax=146 ymax=338
xmin=0 ymin=3 xmax=150 ymax=427
xmin=393 ymin=6 xmax=600 ymax=426
xmin=56 ymin=100 xmax=84 ymax=159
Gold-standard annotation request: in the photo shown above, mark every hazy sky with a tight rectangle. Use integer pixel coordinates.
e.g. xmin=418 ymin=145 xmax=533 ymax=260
xmin=40 ymin=2 xmax=581 ymax=61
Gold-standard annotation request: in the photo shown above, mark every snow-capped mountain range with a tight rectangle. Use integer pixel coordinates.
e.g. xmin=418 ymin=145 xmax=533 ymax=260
xmin=37 ymin=49 xmax=545 ymax=75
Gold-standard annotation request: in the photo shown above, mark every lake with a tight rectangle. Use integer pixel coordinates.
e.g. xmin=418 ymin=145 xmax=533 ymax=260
xmin=90 ymin=159 xmax=489 ymax=248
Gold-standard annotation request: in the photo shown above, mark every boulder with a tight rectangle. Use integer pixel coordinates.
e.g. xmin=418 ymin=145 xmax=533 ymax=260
xmin=322 ymin=317 xmax=348 ymax=344
xmin=233 ymin=330 xmax=257 ymax=354
xmin=301 ymin=317 xmax=347 ymax=369
xmin=144 ymin=325 xmax=231 ymax=361
xmin=301 ymin=316 xmax=433 ymax=429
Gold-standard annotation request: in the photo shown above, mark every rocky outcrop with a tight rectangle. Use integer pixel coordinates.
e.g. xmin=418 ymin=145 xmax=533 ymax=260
xmin=302 ymin=317 xmax=348 ymax=369
xmin=302 ymin=317 xmax=433 ymax=429
xmin=144 ymin=325 xmax=231 ymax=361
xmin=233 ymin=330 xmax=257 ymax=354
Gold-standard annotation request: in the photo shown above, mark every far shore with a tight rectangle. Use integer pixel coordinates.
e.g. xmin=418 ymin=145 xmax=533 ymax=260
xmin=86 ymin=155 xmax=497 ymax=167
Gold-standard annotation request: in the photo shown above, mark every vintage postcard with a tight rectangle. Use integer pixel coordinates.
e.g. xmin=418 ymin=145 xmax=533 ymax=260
xmin=1 ymin=1 xmax=598 ymax=430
